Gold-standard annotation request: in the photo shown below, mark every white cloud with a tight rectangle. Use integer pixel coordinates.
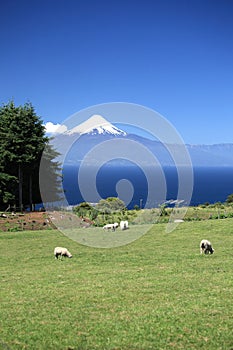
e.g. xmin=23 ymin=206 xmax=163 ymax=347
xmin=44 ymin=122 xmax=67 ymax=134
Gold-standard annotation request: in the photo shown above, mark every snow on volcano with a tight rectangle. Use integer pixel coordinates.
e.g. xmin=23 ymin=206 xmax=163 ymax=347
xmin=67 ymin=114 xmax=127 ymax=136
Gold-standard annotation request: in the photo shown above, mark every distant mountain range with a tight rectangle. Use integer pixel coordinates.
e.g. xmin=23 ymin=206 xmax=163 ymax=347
xmin=51 ymin=115 xmax=233 ymax=167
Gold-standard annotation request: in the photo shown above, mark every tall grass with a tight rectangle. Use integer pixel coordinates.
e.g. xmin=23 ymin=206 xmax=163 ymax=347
xmin=0 ymin=219 xmax=233 ymax=349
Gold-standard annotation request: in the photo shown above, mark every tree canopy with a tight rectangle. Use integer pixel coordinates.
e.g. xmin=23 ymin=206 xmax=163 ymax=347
xmin=0 ymin=101 xmax=60 ymax=211
xmin=226 ymin=193 xmax=233 ymax=204
xmin=96 ymin=197 xmax=126 ymax=214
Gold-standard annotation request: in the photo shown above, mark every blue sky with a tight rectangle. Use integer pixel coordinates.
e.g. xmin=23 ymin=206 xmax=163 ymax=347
xmin=0 ymin=0 xmax=233 ymax=144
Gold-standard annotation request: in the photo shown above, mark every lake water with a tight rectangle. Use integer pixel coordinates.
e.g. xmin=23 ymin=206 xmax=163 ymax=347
xmin=62 ymin=165 xmax=233 ymax=208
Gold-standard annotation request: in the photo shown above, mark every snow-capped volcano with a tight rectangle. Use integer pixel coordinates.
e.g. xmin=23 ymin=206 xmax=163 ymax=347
xmin=67 ymin=114 xmax=127 ymax=136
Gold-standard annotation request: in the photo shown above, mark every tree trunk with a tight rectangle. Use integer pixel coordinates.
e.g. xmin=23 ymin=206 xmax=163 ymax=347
xmin=18 ymin=164 xmax=23 ymax=212
xmin=29 ymin=173 xmax=33 ymax=211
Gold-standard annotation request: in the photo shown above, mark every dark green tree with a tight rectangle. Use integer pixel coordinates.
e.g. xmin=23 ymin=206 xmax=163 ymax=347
xmin=226 ymin=193 xmax=233 ymax=204
xmin=96 ymin=197 xmax=126 ymax=214
xmin=73 ymin=202 xmax=98 ymax=220
xmin=0 ymin=101 xmax=61 ymax=210
xmin=0 ymin=170 xmax=16 ymax=205
xmin=39 ymin=142 xmax=62 ymax=205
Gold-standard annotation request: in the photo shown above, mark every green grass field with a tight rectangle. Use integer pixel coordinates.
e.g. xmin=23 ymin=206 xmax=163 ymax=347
xmin=1 ymin=219 xmax=233 ymax=349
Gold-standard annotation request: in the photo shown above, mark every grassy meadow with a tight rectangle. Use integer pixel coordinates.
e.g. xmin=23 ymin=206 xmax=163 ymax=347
xmin=1 ymin=219 xmax=233 ymax=349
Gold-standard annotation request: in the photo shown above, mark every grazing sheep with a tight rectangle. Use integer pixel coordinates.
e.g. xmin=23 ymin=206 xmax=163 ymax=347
xmin=103 ymin=222 xmax=118 ymax=231
xmin=120 ymin=220 xmax=128 ymax=230
xmin=54 ymin=247 xmax=72 ymax=259
xmin=200 ymin=239 xmax=214 ymax=255
xmin=103 ymin=224 xmax=113 ymax=231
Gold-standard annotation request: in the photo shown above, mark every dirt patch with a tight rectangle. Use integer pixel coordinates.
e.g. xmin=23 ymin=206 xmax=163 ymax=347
xmin=0 ymin=211 xmax=93 ymax=232
xmin=0 ymin=212 xmax=54 ymax=232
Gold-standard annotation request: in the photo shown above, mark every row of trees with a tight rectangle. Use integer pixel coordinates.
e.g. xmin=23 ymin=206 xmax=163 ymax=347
xmin=0 ymin=101 xmax=60 ymax=211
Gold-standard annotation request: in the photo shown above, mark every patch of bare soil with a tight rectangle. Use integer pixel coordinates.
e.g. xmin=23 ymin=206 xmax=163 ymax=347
xmin=0 ymin=211 xmax=54 ymax=232
xmin=0 ymin=211 xmax=94 ymax=232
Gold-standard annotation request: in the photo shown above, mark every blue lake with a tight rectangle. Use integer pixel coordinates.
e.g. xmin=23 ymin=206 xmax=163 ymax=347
xmin=62 ymin=165 xmax=233 ymax=208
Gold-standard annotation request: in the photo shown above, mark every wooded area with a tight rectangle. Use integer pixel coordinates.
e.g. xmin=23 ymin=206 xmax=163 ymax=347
xmin=0 ymin=101 xmax=60 ymax=211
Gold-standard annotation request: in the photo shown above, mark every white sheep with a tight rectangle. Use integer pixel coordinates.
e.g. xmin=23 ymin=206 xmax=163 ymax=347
xmin=103 ymin=222 xmax=118 ymax=231
xmin=120 ymin=220 xmax=128 ymax=230
xmin=200 ymin=239 xmax=214 ymax=255
xmin=54 ymin=247 xmax=72 ymax=259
